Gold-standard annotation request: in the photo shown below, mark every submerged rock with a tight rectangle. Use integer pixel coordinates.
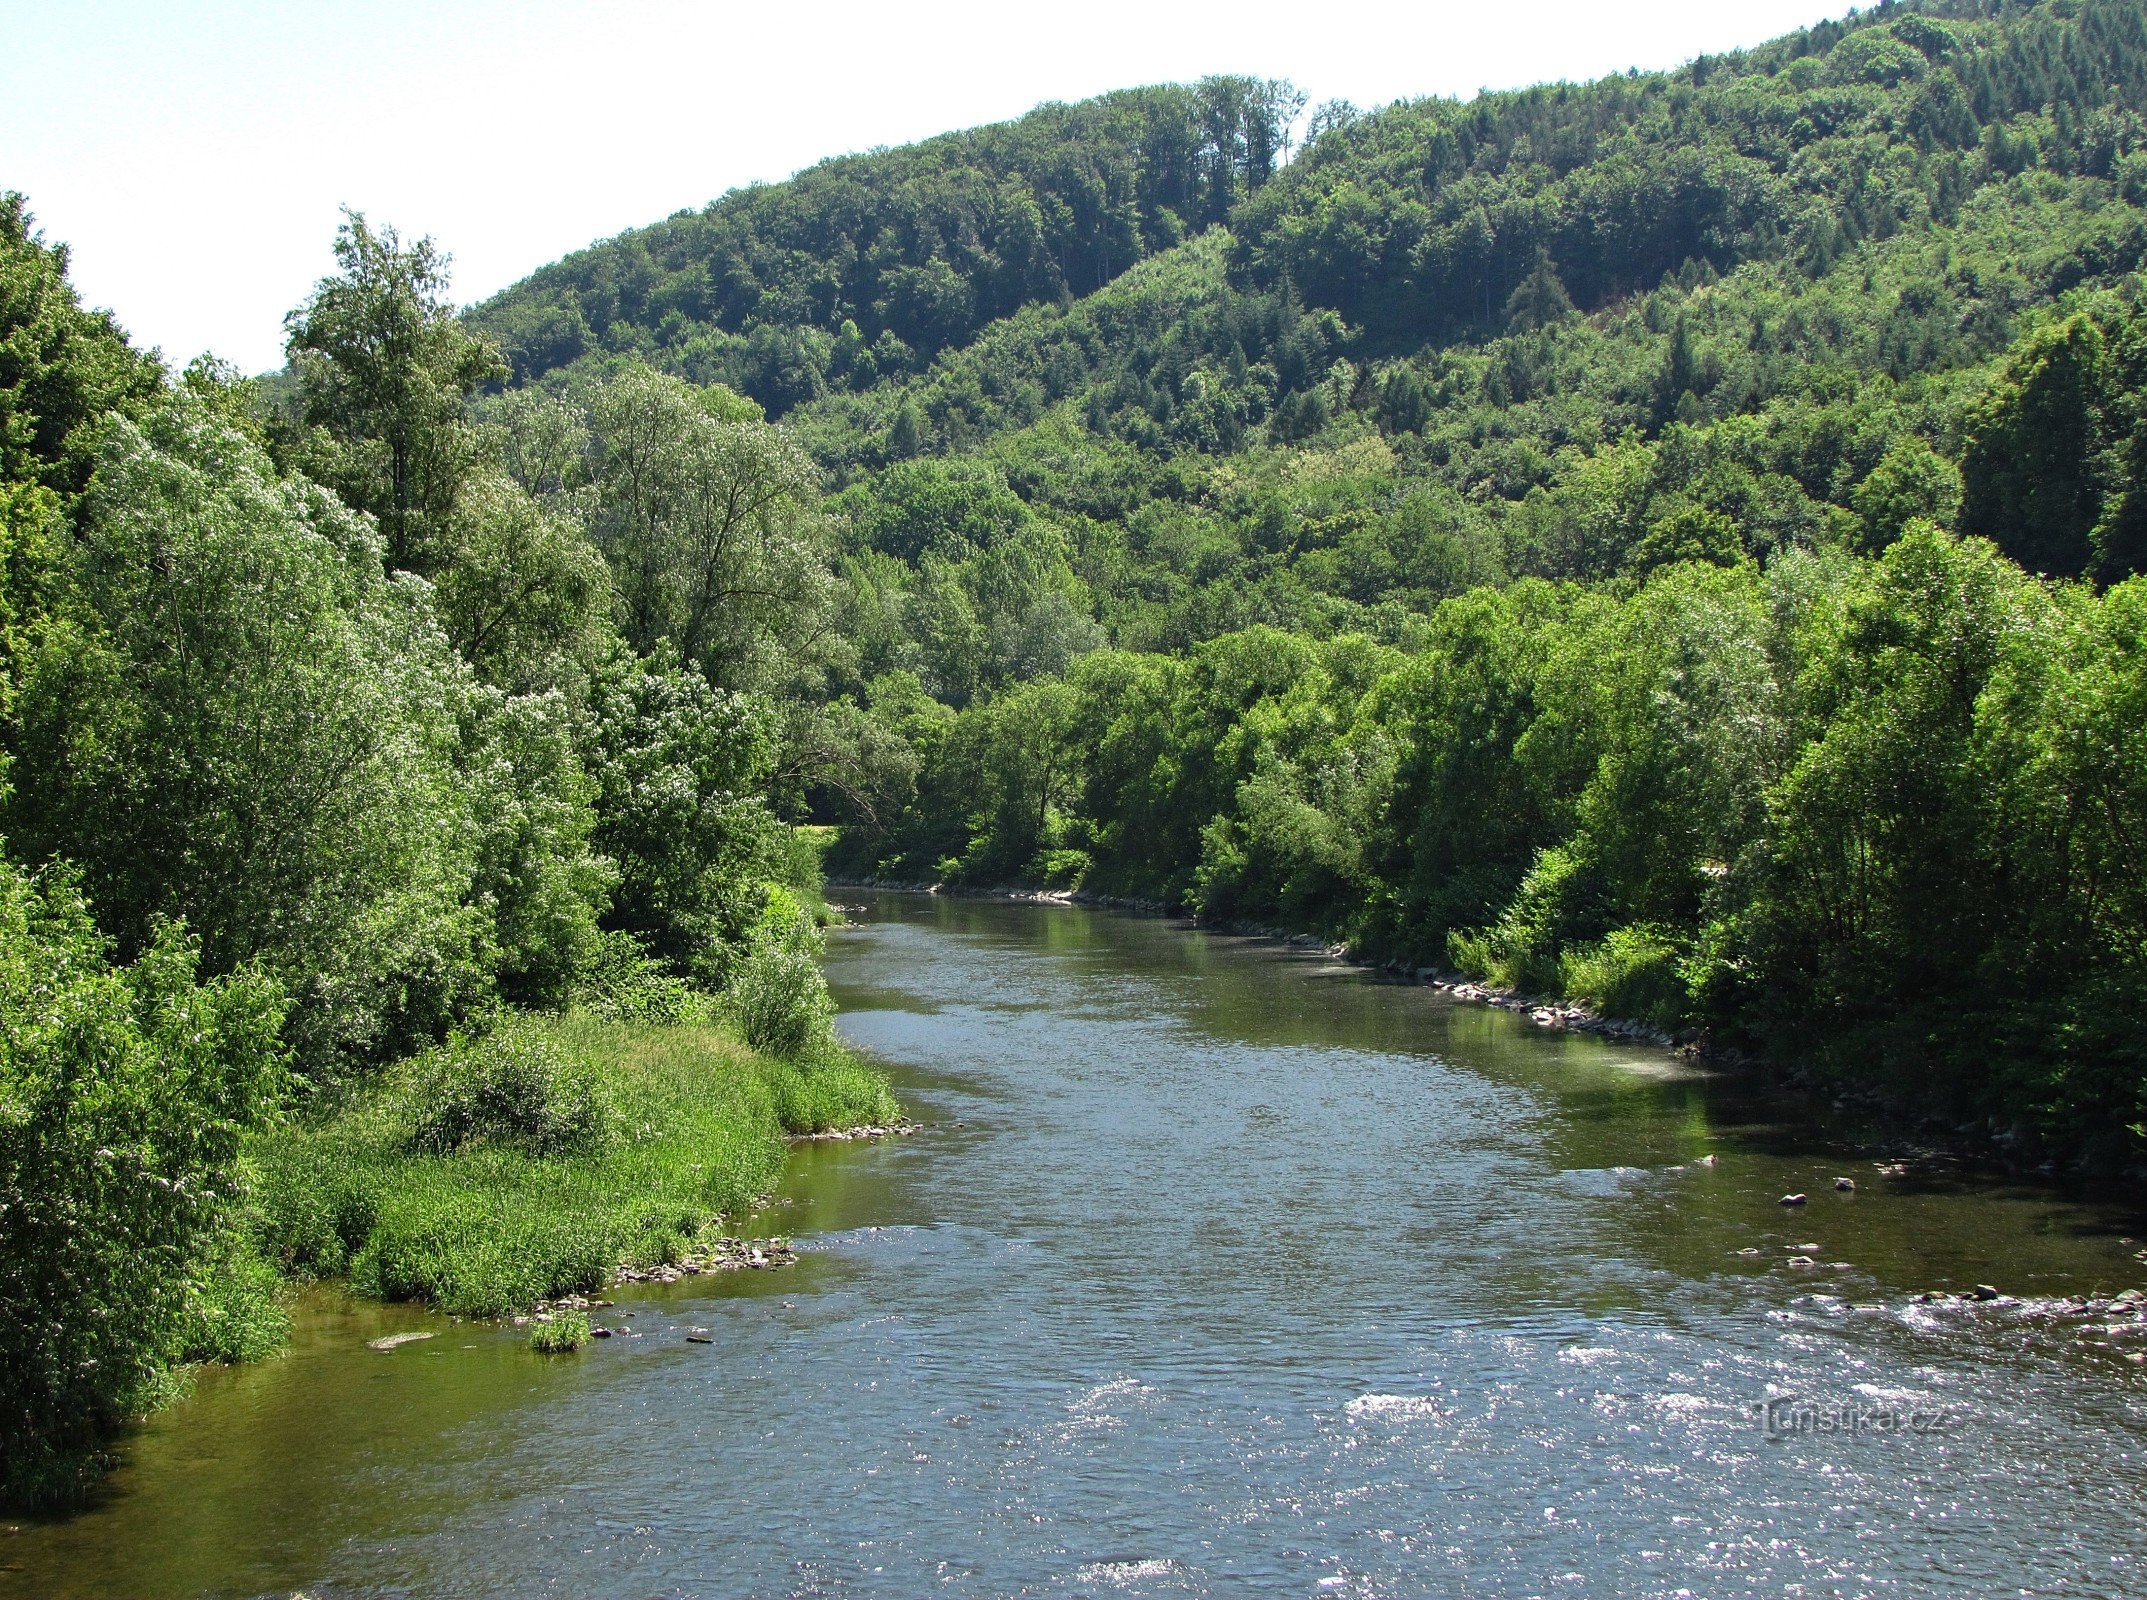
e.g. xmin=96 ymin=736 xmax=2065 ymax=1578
xmin=367 ymin=1331 xmax=436 ymax=1352
xmin=1779 ymin=1193 xmax=1808 ymax=1207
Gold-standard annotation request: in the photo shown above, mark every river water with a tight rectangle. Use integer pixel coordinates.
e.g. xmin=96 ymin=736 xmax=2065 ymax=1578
xmin=8 ymin=893 xmax=2147 ymax=1599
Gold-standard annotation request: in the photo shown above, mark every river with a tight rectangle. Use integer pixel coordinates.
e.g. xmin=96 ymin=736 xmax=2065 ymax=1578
xmin=7 ymin=892 xmax=2147 ymax=1598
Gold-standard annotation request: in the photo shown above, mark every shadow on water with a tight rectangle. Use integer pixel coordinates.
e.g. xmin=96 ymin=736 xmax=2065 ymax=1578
xmin=9 ymin=890 xmax=2147 ymax=1599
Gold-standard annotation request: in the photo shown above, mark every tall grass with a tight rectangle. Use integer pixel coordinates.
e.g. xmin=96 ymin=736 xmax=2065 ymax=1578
xmin=251 ymin=1013 xmax=896 ymax=1318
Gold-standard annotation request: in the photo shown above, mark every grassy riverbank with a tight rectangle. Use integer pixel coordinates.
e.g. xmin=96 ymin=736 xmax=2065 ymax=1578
xmin=250 ymin=1013 xmax=898 ymax=1318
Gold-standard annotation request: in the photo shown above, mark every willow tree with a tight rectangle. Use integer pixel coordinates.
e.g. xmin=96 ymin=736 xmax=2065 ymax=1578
xmin=587 ymin=365 xmax=831 ymax=693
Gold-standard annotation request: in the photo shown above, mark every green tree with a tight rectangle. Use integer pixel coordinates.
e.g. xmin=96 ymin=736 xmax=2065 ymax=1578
xmin=284 ymin=211 xmax=506 ymax=573
xmin=0 ymin=193 xmax=162 ymax=495
xmin=1958 ymin=315 xmax=2112 ymax=575
xmin=580 ymin=646 xmax=782 ymax=984
xmin=8 ymin=398 xmax=491 ymax=1072
xmin=588 ymin=366 xmax=830 ymax=691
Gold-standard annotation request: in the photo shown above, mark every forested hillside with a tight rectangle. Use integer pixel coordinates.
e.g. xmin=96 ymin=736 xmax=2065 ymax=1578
xmin=475 ymin=0 xmax=2147 ymax=1170
xmin=8 ymin=0 xmax=2147 ymax=1514
xmin=469 ymin=78 xmax=1304 ymax=409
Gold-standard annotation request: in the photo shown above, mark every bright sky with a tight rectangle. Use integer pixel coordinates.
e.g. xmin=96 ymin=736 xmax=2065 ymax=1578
xmin=3 ymin=0 xmax=1839 ymax=373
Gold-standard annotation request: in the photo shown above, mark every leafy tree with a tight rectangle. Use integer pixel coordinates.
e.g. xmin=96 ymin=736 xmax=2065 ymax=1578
xmin=0 ymin=193 xmax=161 ymax=495
xmin=431 ymin=470 xmax=611 ymax=688
xmin=8 ymin=398 xmax=492 ymax=1072
xmin=284 ymin=211 xmax=506 ymax=572
xmin=588 ymin=365 xmax=830 ymax=691
xmin=580 ymin=646 xmax=782 ymax=984
xmin=1958 ymin=314 xmax=2111 ymax=575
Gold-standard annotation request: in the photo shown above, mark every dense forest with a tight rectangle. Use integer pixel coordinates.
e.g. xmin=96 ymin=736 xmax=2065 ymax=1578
xmin=8 ymin=0 xmax=2147 ymax=1512
xmin=476 ymin=0 xmax=2147 ymax=1158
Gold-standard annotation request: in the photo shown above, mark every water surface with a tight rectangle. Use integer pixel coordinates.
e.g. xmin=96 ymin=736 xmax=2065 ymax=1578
xmin=8 ymin=894 xmax=2147 ymax=1598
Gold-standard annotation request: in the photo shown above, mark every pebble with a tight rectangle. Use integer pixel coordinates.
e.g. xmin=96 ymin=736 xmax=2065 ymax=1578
xmin=1834 ymin=1176 xmax=1856 ymax=1191
xmin=609 ymin=1236 xmax=799 ymax=1288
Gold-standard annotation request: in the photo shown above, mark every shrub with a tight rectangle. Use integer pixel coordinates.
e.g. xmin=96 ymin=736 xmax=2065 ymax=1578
xmin=0 ymin=860 xmax=288 ymax=1510
xmin=527 ymin=1310 xmax=590 ymax=1353
xmin=726 ymin=888 xmax=836 ymax=1060
xmin=406 ymin=1024 xmax=612 ymax=1157
xmin=1559 ymin=923 xmax=1693 ymax=1031
xmin=573 ymin=928 xmax=707 ymax=1025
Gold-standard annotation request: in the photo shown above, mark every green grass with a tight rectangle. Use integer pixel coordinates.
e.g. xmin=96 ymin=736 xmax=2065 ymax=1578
xmin=250 ymin=1013 xmax=897 ymax=1318
xmin=528 ymin=1310 xmax=591 ymax=1352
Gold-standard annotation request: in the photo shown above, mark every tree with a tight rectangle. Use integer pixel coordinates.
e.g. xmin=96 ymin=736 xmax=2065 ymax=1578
xmin=0 ymin=193 xmax=162 ymax=495
xmin=580 ymin=646 xmax=783 ymax=984
xmin=589 ymin=366 xmax=830 ymax=691
xmin=8 ymin=397 xmax=491 ymax=1072
xmin=0 ymin=860 xmax=287 ymax=1509
xmin=430 ymin=470 xmax=611 ymax=688
xmin=1503 ymin=250 xmax=1575 ymax=333
xmin=284 ymin=211 xmax=506 ymax=573
xmin=1958 ymin=314 xmax=2111 ymax=576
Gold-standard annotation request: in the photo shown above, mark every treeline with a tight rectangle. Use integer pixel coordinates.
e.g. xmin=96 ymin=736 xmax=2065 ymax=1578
xmin=784 ymin=0 xmax=2147 ymax=1172
xmin=1233 ymin=0 xmax=2147 ymax=343
xmin=835 ymin=535 xmax=2147 ymax=1166
xmin=0 ymin=202 xmax=854 ymax=1505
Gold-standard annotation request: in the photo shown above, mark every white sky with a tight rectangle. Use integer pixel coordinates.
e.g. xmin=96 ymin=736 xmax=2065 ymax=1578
xmin=3 ymin=0 xmax=1840 ymax=373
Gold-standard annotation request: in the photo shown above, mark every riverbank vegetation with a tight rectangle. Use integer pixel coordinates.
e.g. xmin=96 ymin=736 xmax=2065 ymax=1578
xmin=0 ymin=197 xmax=890 ymax=1505
xmin=255 ymin=1009 xmax=894 ymax=1319
xmin=8 ymin=0 xmax=2147 ymax=1512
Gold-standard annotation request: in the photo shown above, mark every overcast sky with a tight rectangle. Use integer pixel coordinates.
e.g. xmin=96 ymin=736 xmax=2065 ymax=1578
xmin=4 ymin=0 xmax=1839 ymax=373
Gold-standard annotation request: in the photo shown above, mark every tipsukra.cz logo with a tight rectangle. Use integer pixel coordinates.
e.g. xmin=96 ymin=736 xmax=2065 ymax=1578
xmin=1750 ymin=1397 xmax=1962 ymax=1438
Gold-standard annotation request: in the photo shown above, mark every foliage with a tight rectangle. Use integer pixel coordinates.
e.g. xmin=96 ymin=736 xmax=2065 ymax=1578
xmin=282 ymin=211 xmax=507 ymax=572
xmin=586 ymin=364 xmax=831 ymax=690
xmin=253 ymin=1012 xmax=892 ymax=1317
xmin=725 ymin=886 xmax=837 ymax=1059
xmin=528 ymin=1309 xmax=590 ymax=1352
xmin=407 ymin=1022 xmax=614 ymax=1157
xmin=0 ymin=859 xmax=287 ymax=1508
xmin=470 ymin=79 xmax=1303 ymax=409
xmin=0 ymin=193 xmax=162 ymax=495
xmin=580 ymin=645 xmax=783 ymax=984
xmin=6 ymin=397 xmax=498 ymax=1073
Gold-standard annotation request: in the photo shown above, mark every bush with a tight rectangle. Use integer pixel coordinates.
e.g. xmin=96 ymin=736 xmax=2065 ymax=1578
xmin=407 ymin=1024 xmax=613 ymax=1157
xmin=528 ymin=1310 xmax=590 ymax=1352
xmin=573 ymin=928 xmax=707 ymax=1025
xmin=1448 ymin=844 xmax=1594 ymax=994
xmin=1559 ymin=923 xmax=1693 ymax=1031
xmin=726 ymin=888 xmax=836 ymax=1059
xmin=0 ymin=860 xmax=288 ymax=1510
